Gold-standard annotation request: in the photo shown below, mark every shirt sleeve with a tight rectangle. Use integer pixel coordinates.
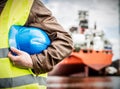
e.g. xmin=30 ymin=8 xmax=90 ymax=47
xmin=25 ymin=0 xmax=73 ymax=75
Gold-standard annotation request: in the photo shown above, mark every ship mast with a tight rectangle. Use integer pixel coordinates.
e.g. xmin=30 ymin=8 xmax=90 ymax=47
xmin=78 ymin=10 xmax=89 ymax=34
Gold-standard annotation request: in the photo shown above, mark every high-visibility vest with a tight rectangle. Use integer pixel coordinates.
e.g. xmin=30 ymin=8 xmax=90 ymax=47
xmin=0 ymin=0 xmax=47 ymax=89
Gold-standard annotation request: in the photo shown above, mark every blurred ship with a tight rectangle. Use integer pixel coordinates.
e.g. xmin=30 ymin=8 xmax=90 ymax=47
xmin=48 ymin=11 xmax=113 ymax=76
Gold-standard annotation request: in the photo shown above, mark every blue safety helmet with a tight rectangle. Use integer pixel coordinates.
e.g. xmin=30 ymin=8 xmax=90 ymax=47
xmin=9 ymin=25 xmax=51 ymax=55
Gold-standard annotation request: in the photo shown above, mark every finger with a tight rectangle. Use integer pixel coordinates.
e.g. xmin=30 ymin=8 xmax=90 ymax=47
xmin=7 ymin=51 xmax=17 ymax=61
xmin=10 ymin=47 xmax=22 ymax=55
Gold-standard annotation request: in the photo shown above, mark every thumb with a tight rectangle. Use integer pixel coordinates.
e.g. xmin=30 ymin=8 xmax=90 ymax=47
xmin=10 ymin=47 xmax=22 ymax=55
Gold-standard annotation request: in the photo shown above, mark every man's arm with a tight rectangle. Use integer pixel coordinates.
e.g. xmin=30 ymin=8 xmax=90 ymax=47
xmin=25 ymin=0 xmax=73 ymax=75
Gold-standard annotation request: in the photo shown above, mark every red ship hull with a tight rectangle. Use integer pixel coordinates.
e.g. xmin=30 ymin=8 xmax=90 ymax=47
xmin=48 ymin=50 xmax=113 ymax=76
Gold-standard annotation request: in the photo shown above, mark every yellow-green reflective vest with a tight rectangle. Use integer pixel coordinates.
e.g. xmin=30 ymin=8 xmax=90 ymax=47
xmin=0 ymin=0 xmax=47 ymax=89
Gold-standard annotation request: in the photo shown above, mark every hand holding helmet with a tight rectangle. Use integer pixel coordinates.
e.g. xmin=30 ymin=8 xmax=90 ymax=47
xmin=8 ymin=47 xmax=33 ymax=69
xmin=8 ymin=25 xmax=51 ymax=68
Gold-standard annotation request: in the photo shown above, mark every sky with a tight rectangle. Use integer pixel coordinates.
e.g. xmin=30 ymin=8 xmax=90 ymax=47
xmin=42 ymin=0 xmax=120 ymax=61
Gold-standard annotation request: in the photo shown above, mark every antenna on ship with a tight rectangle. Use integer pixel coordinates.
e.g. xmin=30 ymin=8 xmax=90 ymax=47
xmin=94 ymin=22 xmax=96 ymax=30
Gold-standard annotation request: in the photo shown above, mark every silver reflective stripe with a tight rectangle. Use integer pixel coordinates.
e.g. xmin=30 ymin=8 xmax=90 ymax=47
xmin=0 ymin=74 xmax=46 ymax=88
xmin=0 ymin=48 xmax=9 ymax=58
